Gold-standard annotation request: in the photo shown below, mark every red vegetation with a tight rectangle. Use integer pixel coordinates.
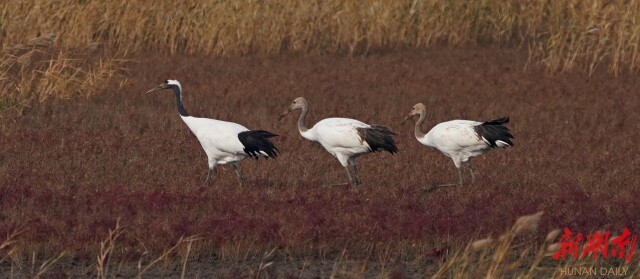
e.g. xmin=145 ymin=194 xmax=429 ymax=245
xmin=1 ymin=48 xmax=639 ymax=261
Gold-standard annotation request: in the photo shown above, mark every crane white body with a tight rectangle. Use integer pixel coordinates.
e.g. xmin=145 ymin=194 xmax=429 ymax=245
xmin=300 ymin=117 xmax=375 ymax=166
xmin=181 ymin=116 xmax=251 ymax=166
xmin=419 ymin=120 xmax=503 ymax=168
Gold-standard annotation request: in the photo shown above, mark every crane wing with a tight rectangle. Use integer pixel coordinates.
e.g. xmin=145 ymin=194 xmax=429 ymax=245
xmin=473 ymin=117 xmax=514 ymax=148
xmin=312 ymin=118 xmax=371 ymax=148
xmin=181 ymin=116 xmax=249 ymax=155
xmin=428 ymin=120 xmax=484 ymax=149
xmin=237 ymin=130 xmax=279 ymax=159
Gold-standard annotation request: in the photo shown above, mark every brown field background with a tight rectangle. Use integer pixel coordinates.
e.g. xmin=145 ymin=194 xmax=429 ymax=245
xmin=2 ymin=48 xmax=640 ymax=277
xmin=2 ymin=0 xmax=640 ymax=277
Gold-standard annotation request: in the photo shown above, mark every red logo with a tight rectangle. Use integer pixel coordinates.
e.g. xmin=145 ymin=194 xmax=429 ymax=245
xmin=552 ymin=227 xmax=637 ymax=262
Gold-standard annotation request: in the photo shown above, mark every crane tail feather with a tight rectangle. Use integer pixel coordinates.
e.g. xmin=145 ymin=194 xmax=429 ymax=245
xmin=238 ymin=130 xmax=279 ymax=159
xmin=357 ymin=125 xmax=398 ymax=154
xmin=474 ymin=117 xmax=514 ymax=148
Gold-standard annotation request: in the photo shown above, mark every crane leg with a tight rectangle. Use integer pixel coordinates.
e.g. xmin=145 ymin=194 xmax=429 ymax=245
xmin=204 ymin=168 xmax=213 ymax=186
xmin=464 ymin=160 xmax=476 ymax=184
xmin=232 ymin=163 xmax=244 ymax=185
xmin=423 ymin=163 xmax=464 ymax=192
xmin=204 ymin=161 xmax=217 ymax=186
xmin=349 ymin=159 xmax=362 ymax=185
xmin=344 ymin=166 xmax=356 ymax=186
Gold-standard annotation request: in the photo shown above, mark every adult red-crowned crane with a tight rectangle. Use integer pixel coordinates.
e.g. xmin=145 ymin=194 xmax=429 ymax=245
xmin=279 ymin=97 xmax=398 ymax=186
xmin=145 ymin=80 xmax=279 ymax=185
xmin=402 ymin=103 xmax=513 ymax=188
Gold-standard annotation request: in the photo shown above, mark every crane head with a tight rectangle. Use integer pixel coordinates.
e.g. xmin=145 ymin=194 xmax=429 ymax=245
xmin=145 ymin=80 xmax=182 ymax=94
xmin=279 ymin=97 xmax=307 ymax=121
xmin=402 ymin=103 xmax=426 ymax=125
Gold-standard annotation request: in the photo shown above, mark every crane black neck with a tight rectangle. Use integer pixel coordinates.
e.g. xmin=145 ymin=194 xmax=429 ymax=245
xmin=169 ymin=85 xmax=189 ymax=117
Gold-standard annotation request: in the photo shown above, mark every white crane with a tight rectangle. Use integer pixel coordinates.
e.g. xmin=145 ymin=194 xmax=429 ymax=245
xmin=279 ymin=97 xmax=398 ymax=186
xmin=402 ymin=103 xmax=513 ymax=189
xmin=145 ymin=80 xmax=279 ymax=185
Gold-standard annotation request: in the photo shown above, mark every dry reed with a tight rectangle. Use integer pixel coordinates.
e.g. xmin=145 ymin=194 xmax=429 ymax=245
xmin=0 ymin=34 xmax=128 ymax=115
xmin=1 ymin=0 xmax=639 ymax=74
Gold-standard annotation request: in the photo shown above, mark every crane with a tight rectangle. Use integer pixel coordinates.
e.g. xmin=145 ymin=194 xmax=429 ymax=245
xmin=279 ymin=97 xmax=397 ymax=186
xmin=402 ymin=103 xmax=513 ymax=189
xmin=146 ymin=80 xmax=279 ymax=185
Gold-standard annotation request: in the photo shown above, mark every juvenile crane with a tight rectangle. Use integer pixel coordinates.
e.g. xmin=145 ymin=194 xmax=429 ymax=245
xmin=279 ymin=97 xmax=398 ymax=186
xmin=402 ymin=103 xmax=513 ymax=188
xmin=146 ymin=80 xmax=279 ymax=185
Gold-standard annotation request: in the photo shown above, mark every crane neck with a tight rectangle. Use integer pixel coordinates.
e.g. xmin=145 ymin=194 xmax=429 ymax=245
xmin=171 ymin=85 xmax=189 ymax=117
xmin=414 ymin=111 xmax=427 ymax=139
xmin=297 ymin=104 xmax=309 ymax=133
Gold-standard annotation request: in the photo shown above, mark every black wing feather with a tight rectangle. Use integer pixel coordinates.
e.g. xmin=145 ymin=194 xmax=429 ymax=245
xmin=237 ymin=130 xmax=279 ymax=159
xmin=356 ymin=125 xmax=398 ymax=154
xmin=473 ymin=117 xmax=514 ymax=148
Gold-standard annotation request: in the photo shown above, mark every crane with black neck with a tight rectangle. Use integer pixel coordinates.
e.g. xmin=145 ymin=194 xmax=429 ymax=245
xmin=146 ymin=80 xmax=279 ymax=186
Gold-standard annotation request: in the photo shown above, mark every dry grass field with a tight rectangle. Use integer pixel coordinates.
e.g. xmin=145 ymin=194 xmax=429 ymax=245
xmin=1 ymin=0 xmax=640 ymax=278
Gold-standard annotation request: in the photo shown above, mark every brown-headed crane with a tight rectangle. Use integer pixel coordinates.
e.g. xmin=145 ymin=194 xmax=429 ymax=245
xmin=279 ymin=97 xmax=398 ymax=186
xmin=402 ymin=103 xmax=514 ymax=189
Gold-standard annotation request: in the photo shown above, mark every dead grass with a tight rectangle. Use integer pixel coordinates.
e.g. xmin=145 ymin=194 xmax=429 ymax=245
xmin=2 ymin=211 xmax=638 ymax=277
xmin=2 ymin=0 xmax=640 ymax=74
xmin=0 ymin=34 xmax=128 ymax=115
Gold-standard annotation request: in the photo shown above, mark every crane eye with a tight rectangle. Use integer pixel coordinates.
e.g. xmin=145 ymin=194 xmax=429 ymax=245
xmin=164 ymin=80 xmax=169 ymax=84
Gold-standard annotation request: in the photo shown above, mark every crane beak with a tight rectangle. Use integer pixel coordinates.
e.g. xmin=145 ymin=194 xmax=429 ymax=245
xmin=401 ymin=114 xmax=413 ymax=125
xmin=145 ymin=84 xmax=166 ymax=95
xmin=278 ymin=108 xmax=292 ymax=121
